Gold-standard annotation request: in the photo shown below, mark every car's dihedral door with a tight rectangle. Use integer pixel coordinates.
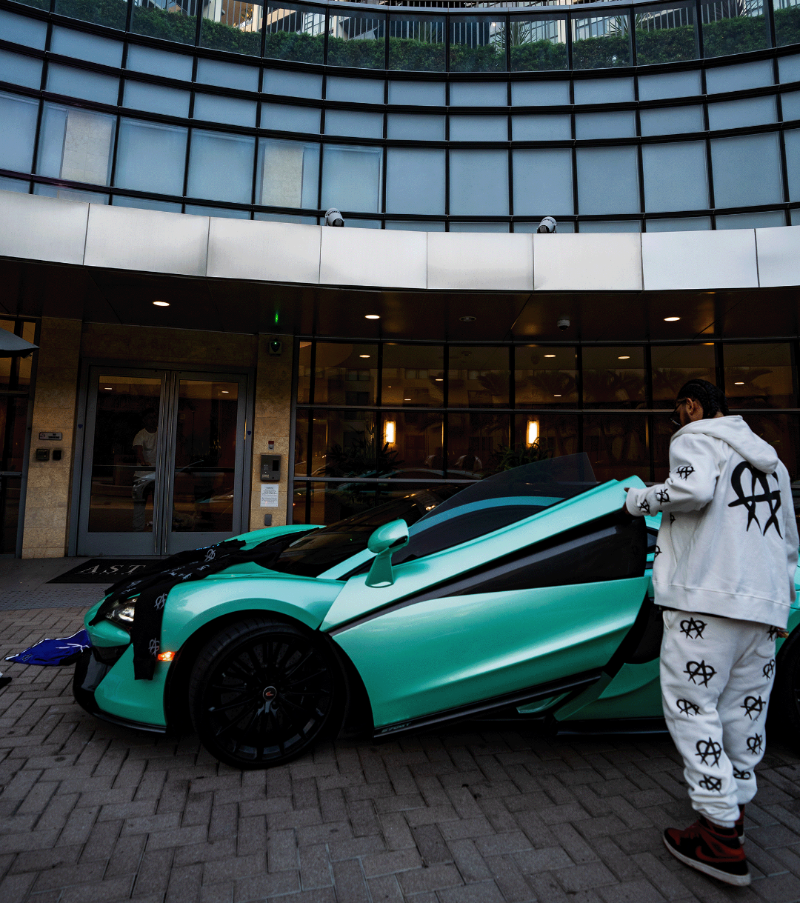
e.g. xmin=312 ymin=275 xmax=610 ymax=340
xmin=324 ymin=479 xmax=651 ymax=731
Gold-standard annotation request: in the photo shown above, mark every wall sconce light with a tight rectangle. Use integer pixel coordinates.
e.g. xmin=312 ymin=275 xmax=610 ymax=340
xmin=526 ymin=419 xmax=539 ymax=446
xmin=384 ymin=420 xmax=396 ymax=445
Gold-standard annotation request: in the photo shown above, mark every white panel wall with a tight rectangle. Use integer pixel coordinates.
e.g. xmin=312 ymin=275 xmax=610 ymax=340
xmin=642 ymin=230 xmax=759 ymax=290
xmin=534 ymin=233 xmax=642 ymax=292
xmin=0 ymin=191 xmax=88 ymax=265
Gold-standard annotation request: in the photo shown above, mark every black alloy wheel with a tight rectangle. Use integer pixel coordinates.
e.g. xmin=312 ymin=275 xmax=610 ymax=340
xmin=188 ymin=616 xmax=341 ymax=769
xmin=768 ymin=626 xmax=800 ymax=752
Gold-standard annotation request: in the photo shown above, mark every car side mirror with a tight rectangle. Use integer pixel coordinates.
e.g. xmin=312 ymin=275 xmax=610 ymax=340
xmin=366 ymin=519 xmax=409 ymax=588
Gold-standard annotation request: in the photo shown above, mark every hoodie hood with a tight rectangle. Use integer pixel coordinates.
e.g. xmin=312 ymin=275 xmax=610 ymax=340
xmin=674 ymin=415 xmax=779 ymax=474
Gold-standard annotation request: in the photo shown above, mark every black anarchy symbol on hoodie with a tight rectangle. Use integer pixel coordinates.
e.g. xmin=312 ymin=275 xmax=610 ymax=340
xmin=728 ymin=461 xmax=782 ymax=537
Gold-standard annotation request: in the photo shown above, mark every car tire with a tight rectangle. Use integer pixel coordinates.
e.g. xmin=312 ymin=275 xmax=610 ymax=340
xmin=769 ymin=628 xmax=800 ymax=751
xmin=188 ymin=616 xmax=342 ymax=769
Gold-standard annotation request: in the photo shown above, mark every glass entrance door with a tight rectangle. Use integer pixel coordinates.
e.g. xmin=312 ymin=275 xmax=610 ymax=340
xmin=77 ymin=368 xmax=249 ymax=556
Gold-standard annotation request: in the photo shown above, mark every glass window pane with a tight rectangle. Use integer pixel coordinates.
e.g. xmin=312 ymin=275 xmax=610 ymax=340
xmin=572 ymin=16 xmax=631 ymax=70
xmin=512 ymin=114 xmax=571 ymax=141
xmin=700 ymin=0 xmax=768 ymax=58
xmin=511 ymin=81 xmax=570 ymax=106
xmin=638 ymin=69 xmax=702 ymax=100
xmin=574 ymin=77 xmax=634 ymax=103
xmin=582 ymin=346 xmax=646 ymax=408
xmin=448 ymin=346 xmax=510 ymax=408
xmin=307 ymin=411 xmax=379 ymax=478
xmin=449 ymin=149 xmax=509 ymax=216
xmin=447 ymin=413 xmax=509 ymax=479
xmin=0 ymin=50 xmax=41 ymax=89
xmin=711 ymin=133 xmax=783 ymax=207
xmin=257 ymin=138 xmax=319 ymax=208
xmin=324 ymin=110 xmax=383 ymax=139
xmin=185 ymin=205 xmax=249 ymax=218
xmin=741 ymin=415 xmax=800 ymax=488
xmin=37 ymin=103 xmax=115 ymax=186
xmin=115 ymin=119 xmax=187 ymax=196
xmin=0 ymin=400 xmax=27 ymax=473
xmin=123 ymin=81 xmax=190 ymax=118
xmin=321 ymin=145 xmax=382 ymax=214
xmin=193 ymin=93 xmax=256 ymax=128
xmin=387 ymin=114 xmax=444 ymax=140
xmin=389 ymin=14 xmax=446 ymax=72
xmin=580 ymin=220 xmax=641 ymax=233
xmin=263 ymin=68 xmax=322 ymax=98
xmin=515 ymin=220 xmax=575 ymax=233
xmin=0 ymin=92 xmax=38 ymax=173
xmin=584 ymin=414 xmax=649 ymax=482
xmin=297 ymin=342 xmax=312 ymax=404
xmin=196 ymin=58 xmax=258 ymax=91
xmin=450 ymin=17 xmax=506 ymax=73
xmin=509 ymin=15 xmax=568 ymax=72
xmin=381 ymin=344 xmax=444 ymax=407
xmin=50 ymin=26 xmax=123 ymax=66
xmin=576 ymin=147 xmax=640 ymax=215
xmin=643 ymin=141 xmax=708 ymax=212
xmin=0 ymin=176 xmax=30 ymax=193
xmin=188 ymin=130 xmax=255 ymax=204
xmin=450 ymin=82 xmax=507 ymax=106
xmin=386 ymin=221 xmax=445 ymax=232
xmin=54 ymin=0 xmax=127 ymax=29
xmin=126 ymin=44 xmax=193 ymax=82
xmin=706 ymin=60 xmax=773 ymax=93
xmin=132 ymin=1 xmax=197 ymax=47
xmin=388 ymin=81 xmax=445 ymax=106
xmin=34 ymin=183 xmax=109 ymax=203
xmin=382 ymin=413 xmax=445 ymax=478
xmin=635 ymin=3 xmax=698 ymax=64
xmin=783 ymin=91 xmax=800 ymax=121
xmin=261 ymin=103 xmax=320 ymax=133
xmin=293 ymin=482 xmax=381 ymax=526
xmin=776 ymin=0 xmax=800 ymax=47
xmin=514 ymin=345 xmax=578 ymax=407
xmin=326 ymin=76 xmax=384 ymax=104
xmin=716 ymin=210 xmax=786 ymax=228
xmin=651 ymin=344 xmax=716 ymax=407
xmin=513 ymin=149 xmax=573 ymax=216
xmin=646 ymin=215 xmax=711 ymax=230
xmin=347 ymin=220 xmax=381 ymax=230
xmin=254 ymin=211 xmax=316 ymax=224
xmin=200 ymin=0 xmax=262 ymax=55
xmin=386 ymin=148 xmax=445 ymax=215
xmin=708 ymin=96 xmax=777 ymax=129
xmin=450 ymin=222 xmax=509 ymax=232
xmin=312 ymin=343 xmax=378 ymax=405
xmin=327 ymin=11 xmax=386 ymax=69
xmin=263 ymin=3 xmax=324 ymax=64
xmin=786 ymin=129 xmax=800 ymax=201
xmin=725 ymin=344 xmax=794 ymax=408
xmin=449 ymin=115 xmax=507 ymax=142
xmin=0 ymin=10 xmax=47 ymax=49
xmin=513 ymin=414 xmax=580 ymax=460
xmin=113 ymin=195 xmax=182 ymax=213
xmin=575 ymin=111 xmax=636 ymax=139
xmin=47 ymin=64 xmax=119 ymax=105
xmin=640 ymin=105 xmax=705 ymax=136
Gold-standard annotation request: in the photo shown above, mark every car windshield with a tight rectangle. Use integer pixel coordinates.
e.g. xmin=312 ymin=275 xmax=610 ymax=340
xmin=266 ymin=485 xmax=462 ymax=578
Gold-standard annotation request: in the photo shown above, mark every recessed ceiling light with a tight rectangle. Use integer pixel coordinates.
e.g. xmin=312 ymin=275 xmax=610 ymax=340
xmin=664 ymin=316 xmax=680 ymax=322
xmin=704 ymin=342 xmax=714 ymax=345
xmin=735 ymin=381 xmax=744 ymax=385
xmin=359 ymin=354 xmax=370 ymax=358
xmin=153 ymin=300 xmax=170 ymax=307
xmin=618 ymin=355 xmax=630 ymax=360
xmin=221 ymin=390 xmax=229 ymax=394
xmin=554 ymin=394 xmax=562 ymax=397
xmin=435 ymin=377 xmax=443 ymax=381
xmin=365 ymin=314 xmax=380 ymax=320
xmin=544 ymin=354 xmax=556 ymax=358
xmin=404 ymin=397 xmax=411 ymax=401
xmin=459 ymin=315 xmax=476 ymax=322
xmin=104 ymin=387 xmax=113 ymax=390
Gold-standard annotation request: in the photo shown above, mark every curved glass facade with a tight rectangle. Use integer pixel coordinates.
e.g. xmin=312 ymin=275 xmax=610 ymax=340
xmin=0 ymin=0 xmax=798 ymax=229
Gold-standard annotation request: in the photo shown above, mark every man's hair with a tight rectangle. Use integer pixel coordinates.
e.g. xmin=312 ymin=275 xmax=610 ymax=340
xmin=142 ymin=407 xmax=157 ymax=419
xmin=677 ymin=379 xmax=729 ymax=418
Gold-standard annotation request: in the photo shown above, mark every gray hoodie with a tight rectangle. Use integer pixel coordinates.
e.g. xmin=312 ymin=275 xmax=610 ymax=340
xmin=625 ymin=415 xmax=799 ymax=628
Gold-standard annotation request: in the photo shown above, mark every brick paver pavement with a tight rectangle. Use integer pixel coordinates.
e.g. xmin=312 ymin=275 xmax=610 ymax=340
xmin=2 ymin=595 xmax=800 ymax=902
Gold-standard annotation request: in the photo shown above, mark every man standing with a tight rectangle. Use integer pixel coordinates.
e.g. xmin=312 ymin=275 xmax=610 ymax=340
xmin=625 ymin=379 xmax=798 ymax=887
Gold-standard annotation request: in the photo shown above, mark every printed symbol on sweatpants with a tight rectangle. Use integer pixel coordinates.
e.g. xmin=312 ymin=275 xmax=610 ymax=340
xmin=676 ymin=465 xmax=695 ymax=480
xmin=768 ymin=625 xmax=781 ymax=640
xmin=698 ymin=775 xmax=723 ymax=792
xmin=676 ymin=699 xmax=700 ymax=716
xmin=148 ymin=638 xmax=160 ymax=657
xmin=670 ymin=513 xmax=676 ymax=524
xmin=680 ymin=618 xmax=706 ymax=639
xmin=638 ymin=499 xmax=651 ymax=514
xmin=733 ymin=767 xmax=752 ymax=780
xmin=685 ymin=660 xmax=717 ymax=687
xmin=763 ymin=659 xmax=776 ymax=680
xmin=746 ymin=734 xmax=764 ymax=755
xmin=695 ymin=737 xmax=722 ymax=767
xmin=656 ymin=488 xmax=670 ymax=504
xmin=741 ymin=695 xmax=766 ymax=720
xmin=653 ymin=545 xmax=662 ymax=558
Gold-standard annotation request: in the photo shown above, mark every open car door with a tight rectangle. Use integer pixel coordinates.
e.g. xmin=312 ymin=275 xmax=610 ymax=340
xmin=322 ymin=456 xmax=651 ymax=736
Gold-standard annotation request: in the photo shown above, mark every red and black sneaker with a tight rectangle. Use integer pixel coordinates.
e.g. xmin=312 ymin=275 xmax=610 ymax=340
xmin=663 ymin=817 xmax=750 ymax=886
xmin=735 ymin=805 xmax=745 ymax=845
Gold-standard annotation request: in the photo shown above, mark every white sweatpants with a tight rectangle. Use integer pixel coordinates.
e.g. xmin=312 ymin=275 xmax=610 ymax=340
xmin=660 ymin=609 xmax=778 ymax=827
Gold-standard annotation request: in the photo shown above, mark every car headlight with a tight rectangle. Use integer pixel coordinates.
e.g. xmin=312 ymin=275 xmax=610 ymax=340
xmin=104 ymin=596 xmax=138 ymax=631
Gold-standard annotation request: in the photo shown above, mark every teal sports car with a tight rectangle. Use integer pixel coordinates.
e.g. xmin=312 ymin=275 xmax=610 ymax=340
xmin=74 ymin=454 xmax=800 ymax=769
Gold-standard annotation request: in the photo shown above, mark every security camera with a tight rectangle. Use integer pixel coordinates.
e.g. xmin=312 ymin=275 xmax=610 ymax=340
xmin=537 ymin=216 xmax=557 ymax=234
xmin=325 ymin=208 xmax=344 ymax=227
xmin=557 ymin=316 xmax=570 ymax=331
xmin=269 ymin=339 xmax=282 ymax=355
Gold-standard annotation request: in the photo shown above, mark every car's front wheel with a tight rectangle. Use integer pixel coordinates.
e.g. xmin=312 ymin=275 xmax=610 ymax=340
xmin=188 ymin=616 xmax=341 ymax=769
